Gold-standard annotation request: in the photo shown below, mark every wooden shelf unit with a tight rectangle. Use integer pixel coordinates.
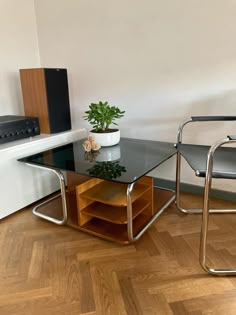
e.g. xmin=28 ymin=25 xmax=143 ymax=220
xmin=82 ymin=199 xmax=151 ymax=224
xmin=79 ymin=181 xmax=151 ymax=207
xmin=66 ymin=173 xmax=154 ymax=243
xmin=79 ymin=214 xmax=152 ymax=244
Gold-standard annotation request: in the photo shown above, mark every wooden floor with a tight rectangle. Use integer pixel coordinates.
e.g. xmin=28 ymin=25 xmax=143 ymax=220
xmin=1 ymin=193 xmax=236 ymax=315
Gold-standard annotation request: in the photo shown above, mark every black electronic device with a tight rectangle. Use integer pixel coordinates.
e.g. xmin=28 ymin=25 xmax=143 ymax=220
xmin=0 ymin=115 xmax=40 ymax=144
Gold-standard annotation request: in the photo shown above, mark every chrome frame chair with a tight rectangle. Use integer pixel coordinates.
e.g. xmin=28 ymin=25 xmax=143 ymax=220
xmin=176 ymin=116 xmax=236 ymax=275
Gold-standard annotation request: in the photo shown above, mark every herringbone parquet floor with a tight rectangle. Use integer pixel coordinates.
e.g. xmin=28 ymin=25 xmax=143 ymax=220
xmin=1 ymin=193 xmax=236 ymax=315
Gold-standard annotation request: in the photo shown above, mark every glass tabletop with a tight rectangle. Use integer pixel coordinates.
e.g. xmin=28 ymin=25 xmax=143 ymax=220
xmin=18 ymin=137 xmax=176 ymax=184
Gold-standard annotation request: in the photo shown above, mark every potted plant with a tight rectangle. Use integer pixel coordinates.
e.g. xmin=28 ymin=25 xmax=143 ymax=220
xmin=83 ymin=101 xmax=125 ymax=147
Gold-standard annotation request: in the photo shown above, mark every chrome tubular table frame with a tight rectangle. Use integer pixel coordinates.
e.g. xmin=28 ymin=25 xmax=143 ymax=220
xmin=26 ymin=163 xmax=175 ymax=242
xmin=25 ymin=163 xmax=68 ymax=225
xmin=21 ymin=138 xmax=177 ymax=244
xmin=127 ymin=184 xmax=175 ymax=242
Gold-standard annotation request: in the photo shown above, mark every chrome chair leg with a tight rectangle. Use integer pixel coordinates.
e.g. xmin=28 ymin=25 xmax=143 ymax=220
xmin=176 ymin=151 xmax=205 ymax=213
xmin=199 ymin=142 xmax=236 ymax=275
xmin=176 ymin=117 xmax=236 ymax=275
xmin=175 ymin=151 xmax=190 ymax=213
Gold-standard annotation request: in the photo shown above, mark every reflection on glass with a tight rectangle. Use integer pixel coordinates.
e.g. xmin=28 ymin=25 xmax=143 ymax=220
xmin=84 ymin=151 xmax=100 ymax=163
xmin=83 ymin=145 xmax=121 ymax=163
xmin=87 ymin=161 xmax=126 ymax=180
xmin=96 ymin=145 xmax=121 ymax=162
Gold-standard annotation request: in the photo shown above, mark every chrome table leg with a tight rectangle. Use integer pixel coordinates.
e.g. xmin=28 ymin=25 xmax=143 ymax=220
xmin=127 ymin=183 xmax=175 ymax=243
xmin=25 ymin=163 xmax=67 ymax=225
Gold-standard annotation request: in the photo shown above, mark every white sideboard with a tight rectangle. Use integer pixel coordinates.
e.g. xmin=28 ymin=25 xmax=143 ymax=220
xmin=0 ymin=128 xmax=86 ymax=219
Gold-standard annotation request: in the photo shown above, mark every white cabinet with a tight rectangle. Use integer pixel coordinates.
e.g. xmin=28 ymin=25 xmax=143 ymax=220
xmin=0 ymin=129 xmax=86 ymax=219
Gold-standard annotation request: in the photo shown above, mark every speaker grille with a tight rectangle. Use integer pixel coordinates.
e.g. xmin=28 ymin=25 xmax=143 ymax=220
xmin=44 ymin=68 xmax=72 ymax=133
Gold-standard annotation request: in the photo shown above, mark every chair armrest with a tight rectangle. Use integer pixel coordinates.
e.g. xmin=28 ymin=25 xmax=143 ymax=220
xmin=177 ymin=116 xmax=236 ymax=143
xmin=191 ymin=116 xmax=236 ymax=122
xmin=228 ymin=135 xmax=236 ymax=140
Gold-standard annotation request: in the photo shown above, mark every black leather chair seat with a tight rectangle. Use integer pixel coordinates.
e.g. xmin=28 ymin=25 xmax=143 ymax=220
xmin=177 ymin=143 xmax=236 ymax=179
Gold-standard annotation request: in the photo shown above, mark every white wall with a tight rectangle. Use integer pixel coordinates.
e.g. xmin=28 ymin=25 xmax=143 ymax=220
xmin=0 ymin=0 xmax=40 ymax=115
xmin=2 ymin=0 xmax=236 ymax=192
xmin=34 ymin=0 xmax=236 ymax=191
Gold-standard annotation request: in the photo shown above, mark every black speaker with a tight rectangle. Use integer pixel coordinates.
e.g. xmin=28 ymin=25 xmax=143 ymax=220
xmin=20 ymin=68 xmax=72 ymax=134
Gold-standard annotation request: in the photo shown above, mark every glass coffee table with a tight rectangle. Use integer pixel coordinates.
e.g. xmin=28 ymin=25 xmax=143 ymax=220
xmin=18 ymin=137 xmax=176 ymax=243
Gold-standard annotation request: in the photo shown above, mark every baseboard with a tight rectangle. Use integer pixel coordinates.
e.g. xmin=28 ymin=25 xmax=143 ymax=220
xmin=155 ymin=178 xmax=236 ymax=202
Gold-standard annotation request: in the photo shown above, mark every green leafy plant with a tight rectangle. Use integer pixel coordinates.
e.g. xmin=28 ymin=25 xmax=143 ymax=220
xmin=83 ymin=101 xmax=125 ymax=132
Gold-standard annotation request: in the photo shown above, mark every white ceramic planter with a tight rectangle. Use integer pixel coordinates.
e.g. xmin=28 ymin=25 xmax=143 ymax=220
xmin=89 ymin=129 xmax=120 ymax=147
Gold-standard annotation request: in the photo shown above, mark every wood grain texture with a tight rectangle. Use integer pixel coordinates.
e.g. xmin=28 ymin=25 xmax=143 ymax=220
xmin=1 ymin=192 xmax=236 ymax=314
xmin=74 ymin=176 xmax=155 ymax=242
xmin=20 ymin=68 xmax=50 ymax=133
xmin=79 ymin=181 xmax=150 ymax=207
xmin=82 ymin=199 xmax=151 ymax=224
xmin=76 ymin=177 xmax=104 ymax=225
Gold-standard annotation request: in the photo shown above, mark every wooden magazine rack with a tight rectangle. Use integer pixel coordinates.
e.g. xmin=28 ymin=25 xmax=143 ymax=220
xmin=67 ymin=172 xmax=154 ymax=244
